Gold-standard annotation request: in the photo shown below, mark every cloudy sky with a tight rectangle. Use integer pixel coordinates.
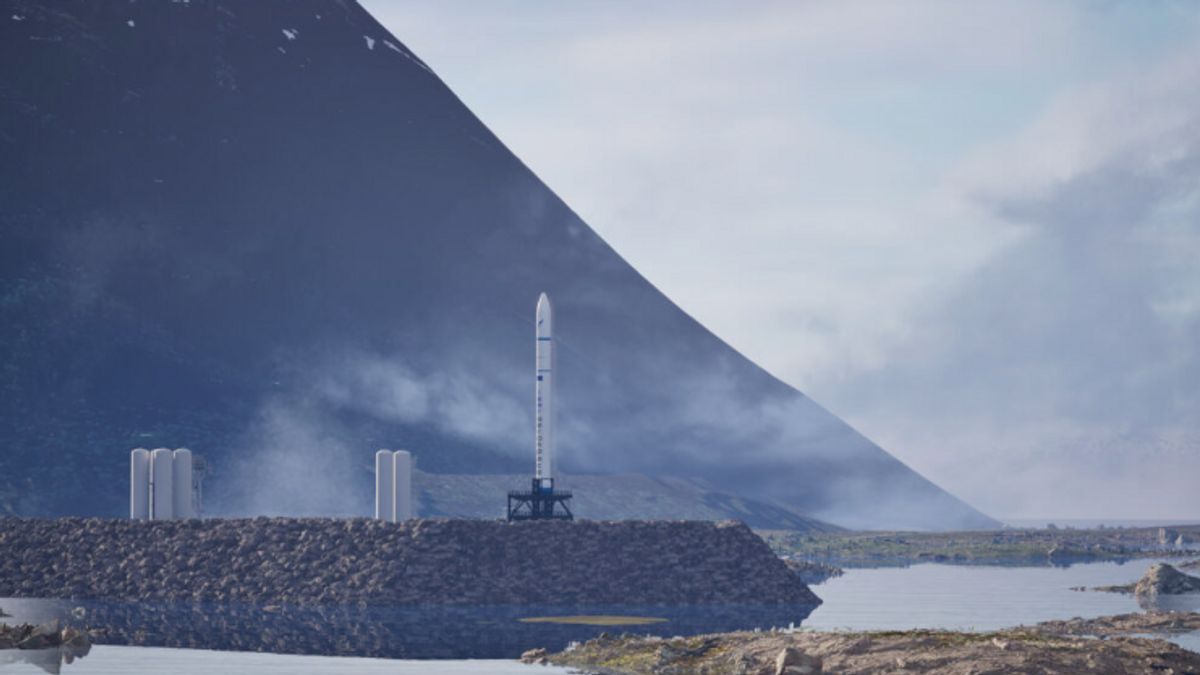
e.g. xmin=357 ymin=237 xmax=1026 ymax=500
xmin=362 ymin=1 xmax=1200 ymax=521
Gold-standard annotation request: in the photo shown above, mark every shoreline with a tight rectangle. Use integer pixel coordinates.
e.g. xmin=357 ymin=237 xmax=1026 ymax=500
xmin=540 ymin=611 xmax=1200 ymax=674
xmin=763 ymin=524 xmax=1200 ymax=570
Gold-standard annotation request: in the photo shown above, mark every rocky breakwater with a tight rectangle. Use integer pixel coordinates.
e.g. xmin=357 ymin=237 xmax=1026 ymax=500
xmin=0 ymin=518 xmax=819 ymax=607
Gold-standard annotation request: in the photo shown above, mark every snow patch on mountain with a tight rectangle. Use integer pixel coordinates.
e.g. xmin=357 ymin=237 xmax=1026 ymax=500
xmin=383 ymin=39 xmax=431 ymax=73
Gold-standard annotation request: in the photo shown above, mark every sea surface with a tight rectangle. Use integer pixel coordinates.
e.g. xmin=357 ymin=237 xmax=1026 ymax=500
xmin=803 ymin=557 xmax=1200 ymax=655
xmin=804 ymin=557 xmax=1195 ymax=631
xmin=2 ymin=557 xmax=1198 ymax=672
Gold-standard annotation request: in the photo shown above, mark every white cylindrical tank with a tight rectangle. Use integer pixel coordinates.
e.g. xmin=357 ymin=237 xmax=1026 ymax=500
xmin=172 ymin=448 xmax=194 ymax=519
xmin=375 ymin=449 xmax=394 ymax=521
xmin=150 ymin=447 xmax=174 ymax=520
xmin=130 ymin=448 xmax=150 ymax=519
xmin=392 ymin=450 xmax=413 ymax=521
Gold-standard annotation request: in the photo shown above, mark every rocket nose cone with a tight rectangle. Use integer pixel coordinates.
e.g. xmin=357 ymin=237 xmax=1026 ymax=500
xmin=537 ymin=293 xmax=552 ymax=334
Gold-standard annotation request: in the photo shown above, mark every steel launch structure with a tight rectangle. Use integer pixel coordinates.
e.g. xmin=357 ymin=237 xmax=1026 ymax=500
xmin=508 ymin=293 xmax=573 ymax=521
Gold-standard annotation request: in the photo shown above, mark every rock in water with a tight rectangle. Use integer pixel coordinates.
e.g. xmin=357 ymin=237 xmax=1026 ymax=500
xmin=15 ymin=621 xmax=60 ymax=650
xmin=520 ymin=648 xmax=548 ymax=665
xmin=1135 ymin=563 xmax=1200 ymax=597
xmin=59 ymin=626 xmax=91 ymax=650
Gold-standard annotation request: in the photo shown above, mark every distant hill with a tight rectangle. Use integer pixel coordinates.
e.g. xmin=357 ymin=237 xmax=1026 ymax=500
xmin=0 ymin=0 xmax=996 ymax=530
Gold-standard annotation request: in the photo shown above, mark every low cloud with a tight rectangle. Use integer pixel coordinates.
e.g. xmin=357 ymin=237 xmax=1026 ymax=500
xmin=831 ymin=45 xmax=1200 ymax=519
xmin=211 ymin=350 xmax=531 ymax=517
xmin=313 ymin=351 xmax=529 ymax=446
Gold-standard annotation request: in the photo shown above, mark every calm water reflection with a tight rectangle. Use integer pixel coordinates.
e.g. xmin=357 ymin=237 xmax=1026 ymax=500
xmin=0 ymin=598 xmax=816 ymax=660
xmin=0 ymin=645 xmax=569 ymax=674
xmin=805 ymin=557 xmax=1198 ymax=631
xmin=3 ymin=558 xmax=1197 ymax=668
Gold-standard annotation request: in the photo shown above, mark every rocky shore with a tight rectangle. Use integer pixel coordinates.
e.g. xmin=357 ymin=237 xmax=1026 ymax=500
xmin=782 ymin=560 xmax=843 ymax=586
xmin=0 ymin=517 xmax=818 ymax=607
xmin=0 ymin=620 xmax=94 ymax=652
xmin=0 ymin=621 xmax=99 ymax=672
xmin=765 ymin=524 xmax=1200 ymax=568
xmin=1036 ymin=611 xmax=1200 ymax=637
xmin=539 ymin=612 xmax=1200 ymax=674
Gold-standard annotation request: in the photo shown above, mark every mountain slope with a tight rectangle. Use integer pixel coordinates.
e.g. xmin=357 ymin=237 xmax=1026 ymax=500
xmin=0 ymin=0 xmax=995 ymax=529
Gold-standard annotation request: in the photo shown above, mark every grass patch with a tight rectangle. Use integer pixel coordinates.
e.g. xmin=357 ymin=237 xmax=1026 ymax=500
xmin=519 ymin=615 xmax=669 ymax=626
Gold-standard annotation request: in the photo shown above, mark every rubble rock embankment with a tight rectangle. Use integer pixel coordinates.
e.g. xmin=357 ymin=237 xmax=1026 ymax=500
xmin=0 ymin=518 xmax=819 ymax=607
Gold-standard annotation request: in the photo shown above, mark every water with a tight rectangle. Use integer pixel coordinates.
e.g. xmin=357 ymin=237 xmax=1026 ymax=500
xmin=0 ymin=598 xmax=815 ymax=659
xmin=3 ymin=558 xmax=1197 ymax=670
xmin=1168 ymin=632 xmax=1200 ymax=653
xmin=1003 ymin=518 xmax=1200 ymax=529
xmin=0 ymin=645 xmax=570 ymax=674
xmin=804 ymin=557 xmax=1198 ymax=632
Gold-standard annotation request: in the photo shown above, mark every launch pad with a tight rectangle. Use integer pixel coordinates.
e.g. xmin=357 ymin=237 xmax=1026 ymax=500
xmin=507 ymin=478 xmax=574 ymax=521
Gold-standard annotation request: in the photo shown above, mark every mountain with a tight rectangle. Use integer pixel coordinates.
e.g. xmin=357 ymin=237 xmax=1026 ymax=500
xmin=0 ymin=0 xmax=996 ymax=530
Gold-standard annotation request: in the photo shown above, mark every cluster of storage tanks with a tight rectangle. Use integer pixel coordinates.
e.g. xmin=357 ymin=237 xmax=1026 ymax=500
xmin=130 ymin=448 xmax=196 ymax=520
xmin=130 ymin=447 xmax=413 ymax=521
xmin=375 ymin=449 xmax=413 ymax=522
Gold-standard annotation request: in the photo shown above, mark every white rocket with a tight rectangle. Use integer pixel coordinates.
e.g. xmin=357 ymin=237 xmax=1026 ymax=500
xmin=535 ymin=292 xmax=554 ymax=491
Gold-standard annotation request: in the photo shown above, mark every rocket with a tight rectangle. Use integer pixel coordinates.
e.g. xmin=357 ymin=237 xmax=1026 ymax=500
xmin=506 ymin=292 xmax=573 ymax=520
xmin=535 ymin=293 xmax=554 ymax=492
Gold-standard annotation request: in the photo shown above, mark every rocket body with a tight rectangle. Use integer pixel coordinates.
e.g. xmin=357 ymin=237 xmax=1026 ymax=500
xmin=535 ymin=293 xmax=554 ymax=490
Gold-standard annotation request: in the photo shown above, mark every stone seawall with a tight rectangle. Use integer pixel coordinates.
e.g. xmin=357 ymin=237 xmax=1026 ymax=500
xmin=0 ymin=518 xmax=819 ymax=607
